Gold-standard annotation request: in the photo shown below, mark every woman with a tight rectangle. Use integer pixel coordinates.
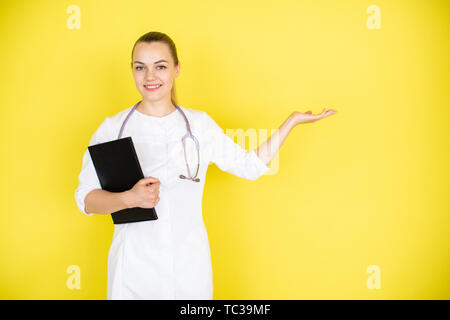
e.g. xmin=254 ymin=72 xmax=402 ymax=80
xmin=75 ymin=31 xmax=336 ymax=300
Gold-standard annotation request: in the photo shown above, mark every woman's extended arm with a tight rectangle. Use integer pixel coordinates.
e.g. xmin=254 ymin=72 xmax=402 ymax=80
xmin=256 ymin=108 xmax=337 ymax=165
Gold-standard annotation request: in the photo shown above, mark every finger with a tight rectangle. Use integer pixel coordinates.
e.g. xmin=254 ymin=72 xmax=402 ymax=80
xmin=312 ymin=110 xmax=324 ymax=118
xmin=143 ymin=176 xmax=159 ymax=182
xmin=146 ymin=180 xmax=161 ymax=188
xmin=141 ymin=176 xmax=159 ymax=185
xmin=313 ymin=111 xmax=324 ymax=118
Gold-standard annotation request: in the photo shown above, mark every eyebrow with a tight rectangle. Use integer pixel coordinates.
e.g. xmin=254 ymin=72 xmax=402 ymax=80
xmin=133 ymin=60 xmax=168 ymax=65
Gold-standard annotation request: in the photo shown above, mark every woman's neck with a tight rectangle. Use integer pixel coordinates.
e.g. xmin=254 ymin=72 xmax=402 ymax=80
xmin=137 ymin=99 xmax=176 ymax=117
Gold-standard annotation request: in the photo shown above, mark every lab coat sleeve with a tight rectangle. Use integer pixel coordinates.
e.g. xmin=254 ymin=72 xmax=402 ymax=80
xmin=203 ymin=111 xmax=271 ymax=180
xmin=74 ymin=117 xmax=110 ymax=215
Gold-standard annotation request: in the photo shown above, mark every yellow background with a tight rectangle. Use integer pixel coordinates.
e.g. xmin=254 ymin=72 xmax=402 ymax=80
xmin=0 ymin=0 xmax=448 ymax=299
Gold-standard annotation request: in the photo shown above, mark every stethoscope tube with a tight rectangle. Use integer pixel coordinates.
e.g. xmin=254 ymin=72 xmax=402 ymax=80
xmin=118 ymin=100 xmax=201 ymax=182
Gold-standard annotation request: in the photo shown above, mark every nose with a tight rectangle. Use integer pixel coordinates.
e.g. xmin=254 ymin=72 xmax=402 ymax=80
xmin=145 ymin=72 xmax=156 ymax=81
xmin=144 ymin=68 xmax=158 ymax=81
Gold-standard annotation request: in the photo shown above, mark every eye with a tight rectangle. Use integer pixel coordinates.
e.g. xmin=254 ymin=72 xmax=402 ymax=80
xmin=157 ymin=65 xmax=167 ymax=70
xmin=135 ymin=66 xmax=144 ymax=70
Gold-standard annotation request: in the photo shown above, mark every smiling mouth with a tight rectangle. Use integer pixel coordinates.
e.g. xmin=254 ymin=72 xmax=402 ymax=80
xmin=144 ymin=84 xmax=162 ymax=91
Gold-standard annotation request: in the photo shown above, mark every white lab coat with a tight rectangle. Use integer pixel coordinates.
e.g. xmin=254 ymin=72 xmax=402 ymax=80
xmin=74 ymin=104 xmax=271 ymax=299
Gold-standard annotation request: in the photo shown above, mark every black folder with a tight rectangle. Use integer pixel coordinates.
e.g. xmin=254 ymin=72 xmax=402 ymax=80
xmin=87 ymin=137 xmax=158 ymax=224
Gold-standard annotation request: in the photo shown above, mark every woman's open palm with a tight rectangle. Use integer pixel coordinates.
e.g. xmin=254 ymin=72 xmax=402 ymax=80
xmin=291 ymin=108 xmax=337 ymax=125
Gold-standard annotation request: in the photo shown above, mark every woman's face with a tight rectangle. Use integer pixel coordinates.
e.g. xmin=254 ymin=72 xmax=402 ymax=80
xmin=131 ymin=41 xmax=180 ymax=102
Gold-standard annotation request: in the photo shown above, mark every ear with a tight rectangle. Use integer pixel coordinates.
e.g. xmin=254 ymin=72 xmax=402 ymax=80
xmin=174 ymin=61 xmax=181 ymax=78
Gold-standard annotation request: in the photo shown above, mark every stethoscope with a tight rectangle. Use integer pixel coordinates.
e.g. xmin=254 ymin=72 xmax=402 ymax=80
xmin=118 ymin=100 xmax=200 ymax=182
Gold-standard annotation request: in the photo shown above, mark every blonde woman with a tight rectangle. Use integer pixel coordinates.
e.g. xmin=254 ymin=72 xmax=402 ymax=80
xmin=75 ymin=31 xmax=336 ymax=300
